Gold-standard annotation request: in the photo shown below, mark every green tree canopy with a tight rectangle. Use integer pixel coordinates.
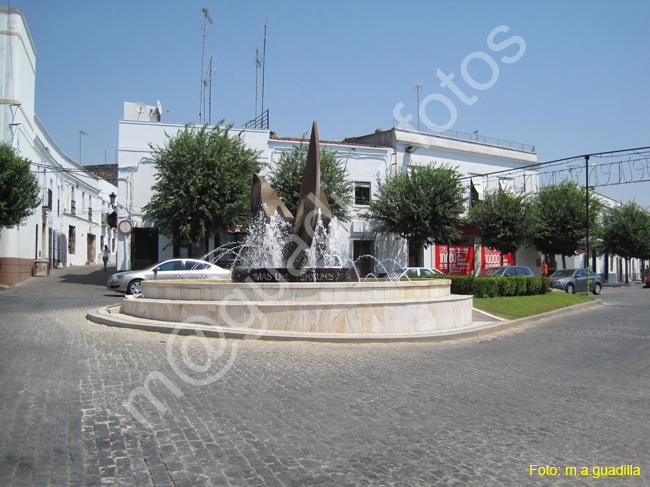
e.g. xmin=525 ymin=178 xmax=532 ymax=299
xmin=529 ymin=181 xmax=602 ymax=266
xmin=143 ymin=123 xmax=259 ymax=248
xmin=600 ymin=202 xmax=650 ymax=261
xmin=266 ymin=142 xmax=353 ymax=221
xmin=0 ymin=142 xmax=40 ymax=228
xmin=364 ymin=165 xmax=466 ymax=248
xmin=469 ymin=188 xmax=530 ymax=263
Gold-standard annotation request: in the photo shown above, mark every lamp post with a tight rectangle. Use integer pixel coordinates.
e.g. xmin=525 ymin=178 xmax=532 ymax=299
xmin=79 ymin=130 xmax=88 ymax=164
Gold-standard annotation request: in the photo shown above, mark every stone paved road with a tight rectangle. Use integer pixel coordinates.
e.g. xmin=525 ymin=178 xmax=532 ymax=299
xmin=1 ymin=265 xmax=649 ymax=486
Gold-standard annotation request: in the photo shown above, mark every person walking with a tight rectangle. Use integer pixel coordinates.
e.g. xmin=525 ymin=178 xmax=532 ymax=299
xmin=102 ymin=245 xmax=110 ymax=272
xmin=542 ymin=260 xmax=548 ymax=277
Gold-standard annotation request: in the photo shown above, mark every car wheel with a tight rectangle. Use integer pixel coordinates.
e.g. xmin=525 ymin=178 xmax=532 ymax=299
xmin=592 ymin=283 xmax=602 ymax=295
xmin=566 ymin=283 xmax=575 ymax=294
xmin=127 ymin=279 xmax=143 ymax=295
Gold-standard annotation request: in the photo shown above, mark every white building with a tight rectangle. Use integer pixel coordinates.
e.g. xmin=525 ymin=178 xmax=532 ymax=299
xmin=0 ymin=8 xmax=117 ymax=286
xmin=116 ymin=103 xmax=549 ymax=277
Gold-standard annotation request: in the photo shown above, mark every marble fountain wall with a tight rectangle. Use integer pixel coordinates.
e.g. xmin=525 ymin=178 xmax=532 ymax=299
xmin=119 ymin=279 xmax=473 ymax=335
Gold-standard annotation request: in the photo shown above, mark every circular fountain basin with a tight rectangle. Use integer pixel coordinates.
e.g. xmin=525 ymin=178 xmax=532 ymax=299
xmin=119 ymin=278 xmax=473 ymax=335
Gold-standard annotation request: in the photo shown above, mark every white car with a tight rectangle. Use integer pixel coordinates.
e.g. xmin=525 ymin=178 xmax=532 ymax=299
xmin=107 ymin=258 xmax=230 ymax=295
xmin=389 ymin=267 xmax=444 ymax=279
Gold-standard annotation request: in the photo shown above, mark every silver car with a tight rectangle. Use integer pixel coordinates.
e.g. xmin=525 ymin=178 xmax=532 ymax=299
xmin=107 ymin=258 xmax=230 ymax=295
xmin=549 ymin=268 xmax=602 ymax=295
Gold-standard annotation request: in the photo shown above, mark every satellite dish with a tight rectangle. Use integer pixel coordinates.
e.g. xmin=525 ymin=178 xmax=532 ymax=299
xmin=134 ymin=102 xmax=147 ymax=114
xmin=157 ymin=100 xmax=163 ymax=114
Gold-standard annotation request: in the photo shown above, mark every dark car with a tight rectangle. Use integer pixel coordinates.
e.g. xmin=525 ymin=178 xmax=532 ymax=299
xmin=478 ymin=266 xmax=535 ymax=277
xmin=645 ymin=274 xmax=650 ymax=288
xmin=549 ymin=268 xmax=602 ymax=295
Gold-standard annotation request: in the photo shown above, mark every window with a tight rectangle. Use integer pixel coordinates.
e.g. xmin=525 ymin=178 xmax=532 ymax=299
xmin=158 ymin=260 xmax=183 ymax=272
xmin=43 ymin=189 xmax=52 ymax=209
xmin=68 ymin=226 xmax=76 ymax=254
xmin=354 ymin=182 xmax=371 ymax=206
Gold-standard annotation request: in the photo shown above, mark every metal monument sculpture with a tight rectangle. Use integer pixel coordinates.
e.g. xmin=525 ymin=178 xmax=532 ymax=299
xmin=232 ymin=121 xmax=357 ymax=282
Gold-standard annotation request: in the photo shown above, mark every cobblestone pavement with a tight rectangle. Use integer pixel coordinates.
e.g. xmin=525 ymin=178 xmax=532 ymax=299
xmin=1 ymin=265 xmax=649 ymax=486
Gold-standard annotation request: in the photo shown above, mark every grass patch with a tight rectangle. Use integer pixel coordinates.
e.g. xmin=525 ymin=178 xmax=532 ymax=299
xmin=474 ymin=291 xmax=594 ymax=320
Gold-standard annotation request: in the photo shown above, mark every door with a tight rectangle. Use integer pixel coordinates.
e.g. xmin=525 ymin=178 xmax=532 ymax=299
xmin=87 ymin=234 xmax=96 ymax=263
xmin=575 ymin=269 xmax=588 ymax=292
xmin=154 ymin=260 xmax=184 ymax=280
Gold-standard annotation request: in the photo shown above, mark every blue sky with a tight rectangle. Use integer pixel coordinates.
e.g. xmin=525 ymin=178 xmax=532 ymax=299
xmin=10 ymin=0 xmax=650 ymax=208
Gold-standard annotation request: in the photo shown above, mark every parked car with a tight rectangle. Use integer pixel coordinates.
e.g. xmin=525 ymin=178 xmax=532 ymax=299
xmin=388 ymin=267 xmax=444 ymax=279
xmin=645 ymin=274 xmax=650 ymax=288
xmin=549 ymin=268 xmax=602 ymax=295
xmin=107 ymin=258 xmax=230 ymax=295
xmin=478 ymin=266 xmax=535 ymax=277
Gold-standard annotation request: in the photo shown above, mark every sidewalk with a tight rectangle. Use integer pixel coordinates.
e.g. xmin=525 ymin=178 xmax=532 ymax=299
xmin=0 ymin=263 xmax=121 ymax=298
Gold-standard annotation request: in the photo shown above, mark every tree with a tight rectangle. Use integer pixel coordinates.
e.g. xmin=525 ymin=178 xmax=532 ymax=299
xmin=469 ymin=188 xmax=530 ymax=265
xmin=600 ymin=202 xmax=650 ymax=284
xmin=364 ymin=164 xmax=466 ymax=249
xmin=529 ymin=181 xmax=602 ymax=268
xmin=266 ymin=142 xmax=353 ymax=221
xmin=0 ymin=142 xmax=40 ymax=228
xmin=143 ymin=123 xmax=259 ymax=251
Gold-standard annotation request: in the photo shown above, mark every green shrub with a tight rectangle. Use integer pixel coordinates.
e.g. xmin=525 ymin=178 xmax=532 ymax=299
xmin=451 ymin=275 xmax=474 ymax=295
xmin=540 ymin=277 xmax=551 ymax=294
xmin=511 ymin=277 xmax=527 ymax=296
xmin=526 ymin=277 xmax=541 ymax=295
xmin=497 ymin=277 xmax=516 ymax=296
xmin=473 ymin=277 xmax=499 ymax=298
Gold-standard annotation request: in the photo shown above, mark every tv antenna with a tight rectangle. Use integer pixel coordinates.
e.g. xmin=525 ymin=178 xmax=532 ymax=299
xmin=199 ymin=7 xmax=213 ymax=124
xmin=261 ymin=18 xmax=268 ymax=116
xmin=207 ymin=57 xmax=216 ymax=125
xmin=414 ymin=81 xmax=422 ymax=129
xmin=255 ymin=47 xmax=261 ymax=119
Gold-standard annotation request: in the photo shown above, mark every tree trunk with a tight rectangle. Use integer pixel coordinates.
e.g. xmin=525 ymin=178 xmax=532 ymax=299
xmin=625 ymin=258 xmax=629 ymax=284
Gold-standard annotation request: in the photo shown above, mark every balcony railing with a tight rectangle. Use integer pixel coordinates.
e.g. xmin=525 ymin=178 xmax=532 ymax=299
xmin=242 ymin=109 xmax=269 ymax=130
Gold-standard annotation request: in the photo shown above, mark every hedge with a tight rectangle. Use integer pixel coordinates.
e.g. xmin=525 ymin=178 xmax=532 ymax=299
xmin=428 ymin=274 xmax=550 ymax=298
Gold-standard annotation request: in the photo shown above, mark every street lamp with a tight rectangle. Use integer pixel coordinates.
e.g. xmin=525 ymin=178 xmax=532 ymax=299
xmin=109 ymin=192 xmax=116 ymax=208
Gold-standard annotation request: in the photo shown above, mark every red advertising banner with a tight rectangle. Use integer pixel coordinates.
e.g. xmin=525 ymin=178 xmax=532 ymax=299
xmin=436 ymin=245 xmax=474 ymax=275
xmin=481 ymin=248 xmax=515 ymax=272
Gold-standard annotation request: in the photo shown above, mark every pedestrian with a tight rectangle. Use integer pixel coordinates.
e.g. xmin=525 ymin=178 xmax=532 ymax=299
xmin=102 ymin=245 xmax=110 ymax=272
xmin=542 ymin=260 xmax=548 ymax=277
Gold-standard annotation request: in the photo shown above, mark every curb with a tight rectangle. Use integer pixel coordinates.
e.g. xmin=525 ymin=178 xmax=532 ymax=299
xmin=86 ymin=298 xmax=603 ymax=344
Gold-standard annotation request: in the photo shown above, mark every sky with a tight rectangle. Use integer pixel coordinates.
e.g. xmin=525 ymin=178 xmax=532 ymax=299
xmin=9 ymin=0 xmax=650 ymax=208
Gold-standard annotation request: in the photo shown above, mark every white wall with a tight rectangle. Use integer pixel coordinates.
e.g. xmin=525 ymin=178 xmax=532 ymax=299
xmin=0 ymin=8 xmax=117 ymax=271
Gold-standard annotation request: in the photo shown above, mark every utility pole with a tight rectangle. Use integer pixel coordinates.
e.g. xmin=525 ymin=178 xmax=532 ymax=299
xmin=414 ymin=82 xmax=422 ymax=130
xmin=199 ymin=7 xmax=213 ymax=124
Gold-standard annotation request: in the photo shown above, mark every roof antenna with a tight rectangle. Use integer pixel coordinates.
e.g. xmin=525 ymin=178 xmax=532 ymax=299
xmin=199 ymin=7 xmax=213 ymax=124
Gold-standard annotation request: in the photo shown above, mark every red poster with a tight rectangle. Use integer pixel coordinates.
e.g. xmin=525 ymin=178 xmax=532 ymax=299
xmin=436 ymin=245 xmax=474 ymax=275
xmin=481 ymin=248 xmax=515 ymax=272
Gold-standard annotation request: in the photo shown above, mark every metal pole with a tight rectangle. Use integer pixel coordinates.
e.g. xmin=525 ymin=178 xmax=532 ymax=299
xmin=585 ymin=155 xmax=590 ymax=295
xmin=79 ymin=130 xmax=87 ymax=164
xmin=261 ymin=20 xmax=268 ymax=116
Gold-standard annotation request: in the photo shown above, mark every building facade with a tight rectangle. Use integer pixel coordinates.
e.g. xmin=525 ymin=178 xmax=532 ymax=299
xmin=0 ymin=8 xmax=117 ymax=286
xmin=116 ymin=103 xmax=550 ymax=277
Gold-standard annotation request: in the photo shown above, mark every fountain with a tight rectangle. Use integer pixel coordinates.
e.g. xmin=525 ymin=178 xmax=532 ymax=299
xmin=232 ymin=122 xmax=358 ymax=283
xmin=107 ymin=122 xmax=474 ymax=339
